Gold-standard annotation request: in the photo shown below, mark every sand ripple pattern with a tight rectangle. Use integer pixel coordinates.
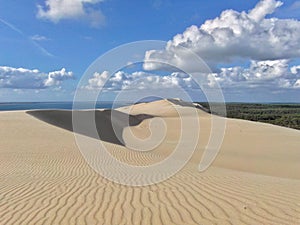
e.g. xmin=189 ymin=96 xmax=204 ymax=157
xmin=0 ymin=111 xmax=300 ymax=225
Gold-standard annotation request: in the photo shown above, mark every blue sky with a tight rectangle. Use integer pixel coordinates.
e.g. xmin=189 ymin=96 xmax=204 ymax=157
xmin=0 ymin=0 xmax=300 ymax=102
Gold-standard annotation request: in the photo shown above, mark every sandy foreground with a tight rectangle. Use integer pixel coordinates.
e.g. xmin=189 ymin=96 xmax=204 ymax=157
xmin=0 ymin=99 xmax=300 ymax=225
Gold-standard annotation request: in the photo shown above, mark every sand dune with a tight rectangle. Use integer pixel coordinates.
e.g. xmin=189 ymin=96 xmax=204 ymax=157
xmin=0 ymin=99 xmax=300 ymax=224
xmin=27 ymin=109 xmax=153 ymax=146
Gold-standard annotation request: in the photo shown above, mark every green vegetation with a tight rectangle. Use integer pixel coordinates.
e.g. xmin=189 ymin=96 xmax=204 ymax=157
xmin=197 ymin=103 xmax=300 ymax=130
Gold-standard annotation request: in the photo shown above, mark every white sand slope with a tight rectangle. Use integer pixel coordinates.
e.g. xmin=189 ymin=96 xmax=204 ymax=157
xmin=0 ymin=100 xmax=300 ymax=225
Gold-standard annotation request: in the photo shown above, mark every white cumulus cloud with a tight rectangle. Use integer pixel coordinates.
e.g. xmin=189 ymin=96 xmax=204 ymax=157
xmin=85 ymin=60 xmax=300 ymax=93
xmin=44 ymin=68 xmax=74 ymax=87
xmin=37 ymin=0 xmax=105 ymax=27
xmin=144 ymin=0 xmax=300 ymax=71
xmin=291 ymin=65 xmax=300 ymax=74
xmin=0 ymin=66 xmax=74 ymax=89
xmin=84 ymin=59 xmax=300 ymax=92
xmin=208 ymin=60 xmax=300 ymax=89
xmin=84 ymin=71 xmax=197 ymax=91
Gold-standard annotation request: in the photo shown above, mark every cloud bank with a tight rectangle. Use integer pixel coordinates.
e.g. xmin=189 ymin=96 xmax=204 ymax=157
xmin=85 ymin=71 xmax=197 ymax=91
xmin=144 ymin=0 xmax=300 ymax=71
xmin=37 ymin=0 xmax=105 ymax=27
xmin=84 ymin=59 xmax=300 ymax=92
xmin=0 ymin=66 xmax=73 ymax=89
xmin=208 ymin=60 xmax=300 ymax=89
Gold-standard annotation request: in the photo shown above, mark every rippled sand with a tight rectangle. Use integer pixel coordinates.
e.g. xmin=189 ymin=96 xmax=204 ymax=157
xmin=0 ymin=100 xmax=299 ymax=224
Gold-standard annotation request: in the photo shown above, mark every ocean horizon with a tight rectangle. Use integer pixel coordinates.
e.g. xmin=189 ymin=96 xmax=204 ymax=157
xmin=0 ymin=101 xmax=132 ymax=111
xmin=1 ymin=100 xmax=300 ymax=111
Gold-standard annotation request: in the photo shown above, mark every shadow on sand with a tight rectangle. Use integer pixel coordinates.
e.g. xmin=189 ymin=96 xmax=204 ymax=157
xmin=27 ymin=110 xmax=153 ymax=146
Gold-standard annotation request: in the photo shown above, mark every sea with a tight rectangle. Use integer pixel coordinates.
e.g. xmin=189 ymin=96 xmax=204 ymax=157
xmin=0 ymin=102 xmax=130 ymax=111
xmin=0 ymin=97 xmax=166 ymax=111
